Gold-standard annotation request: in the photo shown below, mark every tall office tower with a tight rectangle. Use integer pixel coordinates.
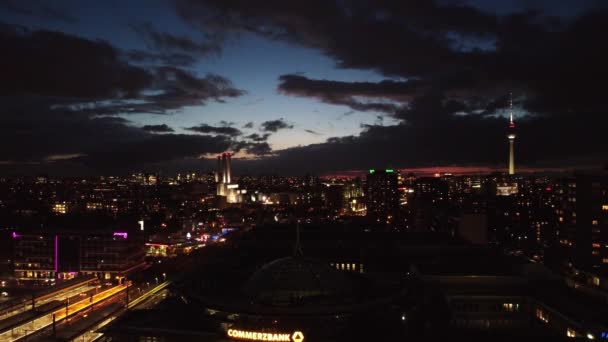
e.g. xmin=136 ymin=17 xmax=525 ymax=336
xmin=366 ymin=169 xmax=399 ymax=222
xmin=507 ymin=93 xmax=516 ymax=175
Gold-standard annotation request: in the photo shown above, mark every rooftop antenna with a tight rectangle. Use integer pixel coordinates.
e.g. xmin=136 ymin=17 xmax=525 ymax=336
xmin=294 ymin=220 xmax=303 ymax=256
xmin=509 ymin=92 xmax=515 ymax=126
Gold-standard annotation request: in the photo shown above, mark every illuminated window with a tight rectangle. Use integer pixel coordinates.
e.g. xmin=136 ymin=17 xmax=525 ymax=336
xmin=592 ymin=250 xmax=600 ymax=256
xmin=593 ymin=277 xmax=601 ymax=286
xmin=603 ymin=205 xmax=608 ymax=211
xmin=567 ymin=328 xmax=577 ymax=338
xmin=502 ymin=303 xmax=519 ymax=312
xmin=593 ymin=220 xmax=599 ymax=226
xmin=536 ymin=308 xmax=549 ymax=323
xmin=602 ymin=258 xmax=608 ymax=264
xmin=593 ymin=243 xmax=601 ymax=248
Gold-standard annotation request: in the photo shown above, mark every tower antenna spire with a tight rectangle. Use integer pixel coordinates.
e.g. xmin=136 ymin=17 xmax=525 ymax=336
xmin=509 ymin=92 xmax=514 ymax=125
xmin=507 ymin=92 xmax=516 ymax=175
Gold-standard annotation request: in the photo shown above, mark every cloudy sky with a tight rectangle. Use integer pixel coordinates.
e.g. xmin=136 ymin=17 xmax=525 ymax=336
xmin=1 ymin=0 xmax=607 ymax=176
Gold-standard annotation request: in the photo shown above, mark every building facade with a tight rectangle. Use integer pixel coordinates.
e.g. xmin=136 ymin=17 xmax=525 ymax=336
xmin=13 ymin=229 xmax=145 ymax=282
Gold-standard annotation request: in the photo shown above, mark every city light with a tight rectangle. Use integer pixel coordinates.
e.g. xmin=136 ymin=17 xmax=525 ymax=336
xmin=1 ymin=4 xmax=606 ymax=340
xmin=113 ymin=232 xmax=128 ymax=239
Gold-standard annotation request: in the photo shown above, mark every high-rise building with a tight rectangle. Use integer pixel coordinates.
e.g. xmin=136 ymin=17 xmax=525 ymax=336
xmin=555 ymin=172 xmax=608 ymax=277
xmin=365 ymin=169 xmax=399 ymax=222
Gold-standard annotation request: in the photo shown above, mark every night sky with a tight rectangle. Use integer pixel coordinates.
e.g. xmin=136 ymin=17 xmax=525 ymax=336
xmin=1 ymin=0 xmax=607 ymax=176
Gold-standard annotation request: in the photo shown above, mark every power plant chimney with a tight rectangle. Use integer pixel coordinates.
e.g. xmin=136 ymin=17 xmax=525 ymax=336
xmin=226 ymin=153 xmax=232 ymax=184
xmin=215 ymin=155 xmax=221 ymax=183
xmin=222 ymin=153 xmax=228 ymax=184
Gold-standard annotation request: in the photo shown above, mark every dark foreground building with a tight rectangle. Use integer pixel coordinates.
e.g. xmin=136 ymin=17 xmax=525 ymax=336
xmin=102 ymin=223 xmax=608 ymax=341
xmin=13 ymin=228 xmax=145 ymax=283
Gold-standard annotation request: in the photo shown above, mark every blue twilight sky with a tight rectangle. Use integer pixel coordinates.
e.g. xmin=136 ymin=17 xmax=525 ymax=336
xmin=0 ymin=0 xmax=398 ymax=151
xmin=1 ymin=0 xmax=607 ymax=175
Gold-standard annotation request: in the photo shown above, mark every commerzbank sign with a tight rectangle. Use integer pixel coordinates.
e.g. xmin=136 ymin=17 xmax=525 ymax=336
xmin=227 ymin=329 xmax=304 ymax=342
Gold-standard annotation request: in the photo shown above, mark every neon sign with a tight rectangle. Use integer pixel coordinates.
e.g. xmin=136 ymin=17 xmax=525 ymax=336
xmin=227 ymin=329 xmax=304 ymax=342
xmin=113 ymin=232 xmax=128 ymax=239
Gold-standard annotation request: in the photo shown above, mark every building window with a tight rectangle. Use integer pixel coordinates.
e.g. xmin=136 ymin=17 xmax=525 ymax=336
xmin=536 ymin=308 xmax=549 ymax=323
xmin=602 ymin=205 xmax=608 ymax=211
xmin=593 ymin=220 xmax=599 ymax=226
xmin=502 ymin=303 xmax=519 ymax=312
xmin=567 ymin=328 xmax=577 ymax=338
xmin=592 ymin=277 xmax=601 ymax=286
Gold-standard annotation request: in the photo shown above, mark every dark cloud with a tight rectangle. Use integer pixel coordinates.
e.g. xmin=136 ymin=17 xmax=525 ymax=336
xmin=78 ymin=134 xmax=231 ymax=169
xmin=242 ymin=121 xmax=254 ymax=129
xmin=172 ymin=0 xmax=497 ymax=78
xmin=278 ymin=74 xmax=424 ymax=101
xmin=130 ymin=22 xmax=221 ymax=56
xmin=260 ymin=119 xmax=293 ymax=132
xmin=0 ymin=100 xmax=233 ymax=173
xmin=245 ymin=142 xmax=273 ymax=156
xmin=125 ymin=49 xmax=198 ymax=67
xmin=3 ymin=1 xmax=608 ymax=174
xmin=185 ymin=124 xmax=242 ymax=136
xmin=0 ymin=23 xmax=244 ymax=115
xmin=234 ymin=111 xmax=608 ymax=174
xmin=232 ymin=141 xmax=273 ymax=156
xmin=1 ymin=25 xmax=150 ymax=99
xmin=167 ymin=0 xmax=608 ymax=172
xmin=173 ymin=0 xmax=608 ymax=116
xmin=141 ymin=67 xmax=245 ymax=112
xmin=0 ymin=22 xmax=244 ymax=174
xmin=278 ymin=74 xmax=425 ymax=114
xmin=245 ymin=133 xmax=270 ymax=142
xmin=141 ymin=124 xmax=175 ymax=133
xmin=304 ymin=129 xmax=321 ymax=135
xmin=0 ymin=0 xmax=77 ymax=23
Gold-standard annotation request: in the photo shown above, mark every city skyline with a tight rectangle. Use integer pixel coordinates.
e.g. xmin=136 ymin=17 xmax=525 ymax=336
xmin=1 ymin=0 xmax=607 ymax=176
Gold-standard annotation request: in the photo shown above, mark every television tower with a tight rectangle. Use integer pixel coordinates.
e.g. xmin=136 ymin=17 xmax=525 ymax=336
xmin=507 ymin=93 xmax=516 ymax=175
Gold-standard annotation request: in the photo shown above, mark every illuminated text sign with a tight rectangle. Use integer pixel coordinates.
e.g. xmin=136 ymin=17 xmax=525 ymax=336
xmin=227 ymin=329 xmax=304 ymax=342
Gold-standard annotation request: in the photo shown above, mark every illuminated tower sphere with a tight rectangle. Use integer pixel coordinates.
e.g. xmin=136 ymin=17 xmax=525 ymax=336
xmin=507 ymin=95 xmax=516 ymax=175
